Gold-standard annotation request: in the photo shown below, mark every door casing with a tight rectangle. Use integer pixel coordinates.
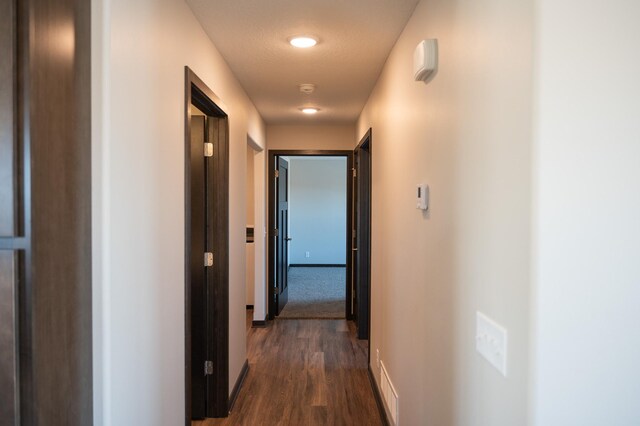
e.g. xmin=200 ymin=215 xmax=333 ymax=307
xmin=184 ymin=67 xmax=230 ymax=422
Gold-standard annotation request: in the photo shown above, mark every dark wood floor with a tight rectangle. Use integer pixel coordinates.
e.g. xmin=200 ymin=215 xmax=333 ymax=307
xmin=192 ymin=310 xmax=382 ymax=426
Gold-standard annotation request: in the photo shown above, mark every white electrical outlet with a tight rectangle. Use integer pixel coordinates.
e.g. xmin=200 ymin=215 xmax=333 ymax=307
xmin=305 ymin=251 xmax=310 ymax=258
xmin=476 ymin=311 xmax=508 ymax=376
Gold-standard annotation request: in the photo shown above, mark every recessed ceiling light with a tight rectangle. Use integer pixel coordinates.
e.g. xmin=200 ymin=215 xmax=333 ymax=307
xmin=289 ymin=36 xmax=318 ymax=48
xmin=300 ymin=107 xmax=319 ymax=115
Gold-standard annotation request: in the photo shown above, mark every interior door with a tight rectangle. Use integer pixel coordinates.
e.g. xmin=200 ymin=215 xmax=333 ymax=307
xmin=275 ymin=157 xmax=289 ymax=314
xmin=1 ymin=0 xmax=92 ymax=421
xmin=354 ymin=138 xmax=371 ymax=340
xmin=1 ymin=2 xmax=19 ymax=418
xmin=190 ymin=114 xmax=208 ymax=419
xmin=351 ymin=153 xmax=359 ymax=320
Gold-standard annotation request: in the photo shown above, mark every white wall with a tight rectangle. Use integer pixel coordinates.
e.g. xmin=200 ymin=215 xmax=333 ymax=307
xmin=246 ymin=145 xmax=255 ymax=305
xmin=92 ymin=0 xmax=266 ymax=424
xmin=357 ymin=0 xmax=534 ymax=424
xmin=245 ymin=243 xmax=255 ymax=305
xmin=91 ymin=0 xmax=108 ymax=422
xmin=267 ymin=124 xmax=355 ymax=151
xmin=531 ymin=0 xmax=640 ymax=424
xmin=251 ymin=141 xmax=268 ymax=323
xmin=288 ymin=158 xmax=347 ymax=265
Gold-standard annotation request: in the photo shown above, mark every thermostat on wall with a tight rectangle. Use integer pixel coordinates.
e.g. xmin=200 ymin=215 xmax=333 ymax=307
xmin=417 ymin=184 xmax=429 ymax=210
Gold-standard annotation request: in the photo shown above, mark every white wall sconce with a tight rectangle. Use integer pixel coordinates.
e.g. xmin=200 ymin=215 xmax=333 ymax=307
xmin=414 ymin=39 xmax=438 ymax=83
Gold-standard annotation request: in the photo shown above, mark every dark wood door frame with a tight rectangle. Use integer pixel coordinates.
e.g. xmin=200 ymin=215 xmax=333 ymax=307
xmin=354 ymin=129 xmax=372 ymax=341
xmin=267 ymin=150 xmax=354 ymax=320
xmin=184 ymin=67 xmax=230 ymax=423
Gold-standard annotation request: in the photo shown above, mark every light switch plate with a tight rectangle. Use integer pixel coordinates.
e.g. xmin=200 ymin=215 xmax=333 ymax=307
xmin=476 ymin=311 xmax=508 ymax=376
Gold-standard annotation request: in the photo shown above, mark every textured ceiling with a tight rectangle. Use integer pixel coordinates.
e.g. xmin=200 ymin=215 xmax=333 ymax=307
xmin=186 ymin=0 xmax=420 ymax=124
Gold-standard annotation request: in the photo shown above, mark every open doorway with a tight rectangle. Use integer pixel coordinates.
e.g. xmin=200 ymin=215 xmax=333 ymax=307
xmin=268 ymin=150 xmax=354 ymax=320
xmin=281 ymin=156 xmax=348 ymax=318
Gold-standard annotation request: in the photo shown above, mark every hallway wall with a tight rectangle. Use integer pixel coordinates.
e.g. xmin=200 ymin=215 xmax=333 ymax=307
xmin=531 ymin=0 xmax=640 ymax=423
xmin=246 ymin=146 xmax=255 ymax=306
xmin=357 ymin=0 xmax=534 ymax=424
xmin=288 ymin=157 xmax=347 ymax=265
xmin=92 ymin=0 xmax=266 ymax=423
xmin=267 ymin=124 xmax=355 ymax=151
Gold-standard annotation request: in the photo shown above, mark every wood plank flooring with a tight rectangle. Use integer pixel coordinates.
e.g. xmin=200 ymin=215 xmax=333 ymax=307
xmin=192 ymin=311 xmax=382 ymax=426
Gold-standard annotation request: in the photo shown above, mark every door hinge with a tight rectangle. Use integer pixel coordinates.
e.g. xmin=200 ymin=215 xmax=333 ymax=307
xmin=204 ymin=143 xmax=213 ymax=157
xmin=204 ymin=360 xmax=213 ymax=376
xmin=275 ymin=169 xmax=279 ymax=178
xmin=352 ymin=168 xmax=357 ymax=178
xmin=271 ymin=286 xmax=278 ymax=295
xmin=273 ymin=228 xmax=279 ymax=237
xmin=204 ymin=252 xmax=213 ymax=267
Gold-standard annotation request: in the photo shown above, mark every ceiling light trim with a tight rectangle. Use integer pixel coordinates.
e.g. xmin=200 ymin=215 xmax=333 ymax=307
xmin=288 ymin=35 xmax=318 ymax=48
xmin=300 ymin=107 xmax=320 ymax=115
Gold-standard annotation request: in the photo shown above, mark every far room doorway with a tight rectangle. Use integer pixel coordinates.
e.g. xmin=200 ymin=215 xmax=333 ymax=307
xmin=268 ymin=151 xmax=354 ymax=320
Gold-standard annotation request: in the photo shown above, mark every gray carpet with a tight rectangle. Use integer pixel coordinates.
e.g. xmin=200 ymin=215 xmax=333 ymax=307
xmin=278 ymin=267 xmax=346 ymax=319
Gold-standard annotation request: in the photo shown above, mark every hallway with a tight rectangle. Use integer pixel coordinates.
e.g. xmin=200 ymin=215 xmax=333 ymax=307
xmin=3 ymin=0 xmax=634 ymax=423
xmin=193 ymin=312 xmax=382 ymax=425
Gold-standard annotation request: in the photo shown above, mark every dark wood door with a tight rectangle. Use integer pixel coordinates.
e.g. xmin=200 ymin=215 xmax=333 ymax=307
xmin=190 ymin=115 xmax=208 ymax=418
xmin=190 ymin=114 xmax=230 ymax=419
xmin=205 ymin=116 xmax=230 ymax=419
xmin=275 ymin=157 xmax=289 ymax=315
xmin=1 ymin=0 xmax=92 ymax=423
xmin=0 ymin=1 xmax=19 ymax=421
xmin=354 ymin=133 xmax=372 ymax=340
xmin=351 ymin=152 xmax=359 ymax=321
